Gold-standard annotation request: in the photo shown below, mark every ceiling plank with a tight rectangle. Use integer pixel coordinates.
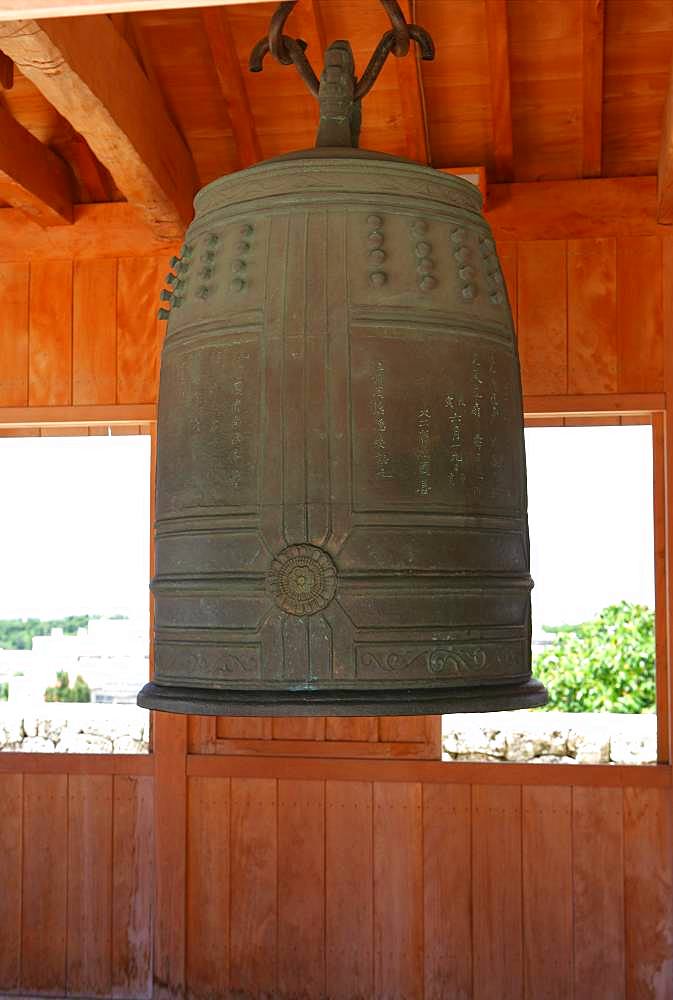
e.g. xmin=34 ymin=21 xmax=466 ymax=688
xmin=484 ymin=0 xmax=513 ymax=182
xmin=201 ymin=7 xmax=261 ymax=169
xmin=581 ymin=0 xmax=604 ymax=178
xmin=0 ymin=16 xmax=198 ymax=238
xmin=0 ymin=1 xmax=268 ymax=17
xmin=658 ymin=49 xmax=673 ymax=223
xmin=0 ymin=103 xmax=73 ymax=224
xmin=394 ymin=0 xmax=430 ymax=164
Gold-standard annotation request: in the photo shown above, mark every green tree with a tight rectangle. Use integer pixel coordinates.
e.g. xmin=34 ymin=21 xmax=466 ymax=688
xmin=44 ymin=671 xmax=91 ymax=703
xmin=0 ymin=682 xmax=7 ymax=701
xmin=0 ymin=616 xmax=95 ymax=650
xmin=535 ymin=601 xmax=655 ymax=713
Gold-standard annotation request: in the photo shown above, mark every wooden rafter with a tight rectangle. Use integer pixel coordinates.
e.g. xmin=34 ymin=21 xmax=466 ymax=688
xmin=658 ymin=46 xmax=673 ymax=223
xmin=58 ymin=129 xmax=114 ymax=203
xmin=484 ymin=0 xmax=513 ymax=182
xmin=304 ymin=0 xmax=326 ymax=56
xmin=394 ymin=0 xmax=430 ymax=164
xmin=0 ymin=49 xmax=11 ymax=86
xmin=201 ymin=7 xmax=261 ymax=169
xmin=0 ymin=0 xmax=268 ymax=16
xmin=581 ymin=0 xmax=604 ymax=178
xmin=0 ymin=16 xmax=198 ymax=238
xmin=0 ymin=103 xmax=73 ymax=224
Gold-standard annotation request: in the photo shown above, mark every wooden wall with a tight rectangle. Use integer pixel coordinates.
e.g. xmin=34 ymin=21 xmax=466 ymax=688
xmin=0 ymin=764 xmax=153 ymax=997
xmin=0 ymin=256 xmax=164 ymax=410
xmin=0 ymin=237 xmax=665 ymax=414
xmin=0 ymin=177 xmax=671 ymax=1000
xmin=180 ymin=767 xmax=673 ymax=1000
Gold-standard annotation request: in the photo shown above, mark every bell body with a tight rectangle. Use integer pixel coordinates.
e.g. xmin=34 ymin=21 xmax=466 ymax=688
xmin=138 ymin=152 xmax=547 ymax=715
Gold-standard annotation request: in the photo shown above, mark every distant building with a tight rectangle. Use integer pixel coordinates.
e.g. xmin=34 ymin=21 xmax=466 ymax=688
xmin=0 ymin=617 xmax=149 ymax=704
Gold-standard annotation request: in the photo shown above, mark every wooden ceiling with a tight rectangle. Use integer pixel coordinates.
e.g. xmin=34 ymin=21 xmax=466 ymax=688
xmin=0 ymin=0 xmax=672 ymax=237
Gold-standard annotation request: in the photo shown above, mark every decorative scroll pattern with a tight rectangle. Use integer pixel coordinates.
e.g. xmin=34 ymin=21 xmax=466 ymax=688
xmin=357 ymin=642 xmax=522 ymax=679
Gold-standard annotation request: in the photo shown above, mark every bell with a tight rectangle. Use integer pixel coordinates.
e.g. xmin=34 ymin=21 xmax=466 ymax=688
xmin=138 ymin=8 xmax=547 ymax=717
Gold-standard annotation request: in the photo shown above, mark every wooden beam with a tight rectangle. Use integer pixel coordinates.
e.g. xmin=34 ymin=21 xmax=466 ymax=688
xmin=0 ymin=176 xmax=663 ymax=263
xmin=201 ymin=7 xmax=261 ymax=169
xmin=394 ymin=0 xmax=430 ymax=164
xmin=487 ymin=176 xmax=660 ymax=241
xmin=658 ymin=47 xmax=673 ymax=223
xmin=0 ymin=104 xmax=73 ymax=224
xmin=0 ymin=403 xmax=156 ymax=426
xmin=0 ymin=0 xmax=268 ymax=16
xmin=581 ymin=0 xmax=605 ymax=178
xmin=0 ymin=202 xmax=177 ymax=260
xmin=523 ymin=393 xmax=665 ymax=418
xmin=0 ymin=17 xmax=198 ymax=238
xmin=0 ymin=753 xmax=153 ymax=774
xmin=187 ymin=753 xmax=673 ymax=788
xmin=484 ymin=0 xmax=514 ymax=182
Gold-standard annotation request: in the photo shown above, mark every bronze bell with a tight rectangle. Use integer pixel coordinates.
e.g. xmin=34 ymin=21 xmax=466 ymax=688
xmin=138 ymin=4 xmax=547 ymax=717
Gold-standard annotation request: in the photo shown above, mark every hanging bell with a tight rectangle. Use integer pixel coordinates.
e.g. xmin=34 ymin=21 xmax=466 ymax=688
xmin=138 ymin=4 xmax=547 ymax=717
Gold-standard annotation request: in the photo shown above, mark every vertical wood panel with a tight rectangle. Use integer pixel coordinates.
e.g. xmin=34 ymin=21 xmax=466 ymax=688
xmin=623 ymin=787 xmax=673 ymax=1000
xmin=472 ymin=784 xmax=523 ymax=1000
xmin=573 ymin=786 xmax=625 ymax=1000
xmin=216 ymin=717 xmax=272 ymax=739
xmin=325 ymin=781 xmax=373 ymax=1000
xmin=112 ymin=775 xmax=153 ymax=999
xmin=278 ymin=779 xmax=325 ymax=998
xmin=0 ymin=261 xmax=29 ymax=405
xmin=186 ymin=777 xmax=230 ymax=999
xmin=617 ymin=236 xmax=664 ymax=392
xmin=517 ymin=241 xmax=567 ymax=395
xmin=0 ymin=773 xmax=22 ymax=990
xmin=652 ymin=412 xmax=670 ymax=764
xmin=325 ymin=717 xmax=379 ymax=741
xmin=29 ymin=259 xmax=73 ymax=405
xmin=423 ymin=783 xmax=472 ymax=1000
xmin=229 ymin=777 xmax=277 ymax=997
xmin=378 ymin=716 xmax=427 ymax=742
xmin=73 ymin=258 xmax=117 ymax=405
xmin=67 ymin=773 xmax=114 ymax=996
xmin=567 ymin=237 xmax=618 ymax=393
xmin=522 ymin=785 xmax=573 ymax=1000
xmin=117 ymin=257 xmax=163 ymax=404
xmin=373 ymin=782 xmax=423 ymax=1000
xmin=272 ymin=717 xmax=326 ymax=740
xmin=21 ymin=773 xmax=68 ymax=994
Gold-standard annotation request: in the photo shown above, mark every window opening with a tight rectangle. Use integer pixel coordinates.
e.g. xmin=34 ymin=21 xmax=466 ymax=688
xmin=0 ymin=432 xmax=151 ymax=753
xmin=442 ymin=422 xmax=657 ymax=765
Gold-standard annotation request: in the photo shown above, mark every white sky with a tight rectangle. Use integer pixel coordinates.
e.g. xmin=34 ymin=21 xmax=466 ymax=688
xmin=526 ymin=425 xmax=654 ymax=639
xmin=0 ymin=426 xmax=654 ymax=635
xmin=0 ymin=435 xmax=150 ymax=620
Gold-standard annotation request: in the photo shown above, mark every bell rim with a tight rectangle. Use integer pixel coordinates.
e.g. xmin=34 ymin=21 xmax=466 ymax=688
xmin=137 ymin=678 xmax=548 ymax=717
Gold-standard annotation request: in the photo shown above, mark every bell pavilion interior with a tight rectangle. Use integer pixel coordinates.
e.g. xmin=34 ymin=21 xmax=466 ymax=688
xmin=0 ymin=0 xmax=672 ymax=997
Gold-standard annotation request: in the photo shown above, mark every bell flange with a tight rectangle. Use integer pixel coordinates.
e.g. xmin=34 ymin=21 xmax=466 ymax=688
xmin=137 ymin=677 xmax=548 ymax=717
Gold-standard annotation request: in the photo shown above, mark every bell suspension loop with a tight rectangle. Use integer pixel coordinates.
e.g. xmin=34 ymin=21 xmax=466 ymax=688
xmin=248 ymin=0 xmax=436 ymax=148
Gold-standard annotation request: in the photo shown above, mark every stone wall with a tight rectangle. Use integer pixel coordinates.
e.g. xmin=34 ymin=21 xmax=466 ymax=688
xmin=0 ymin=705 xmax=657 ymax=763
xmin=0 ymin=703 xmax=149 ymax=753
xmin=443 ymin=710 xmax=657 ymax=764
